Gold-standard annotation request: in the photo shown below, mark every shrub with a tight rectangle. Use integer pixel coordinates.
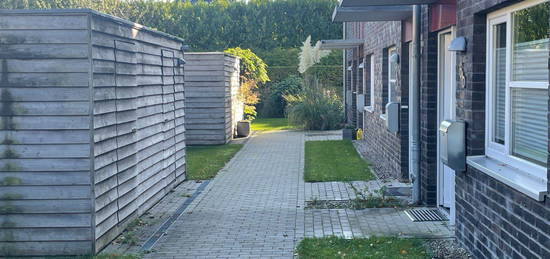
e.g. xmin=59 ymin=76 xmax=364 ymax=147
xmin=224 ymin=47 xmax=269 ymax=120
xmin=261 ymin=75 xmax=303 ymax=117
xmin=284 ymin=37 xmax=343 ymax=130
xmin=285 ymin=77 xmax=343 ymax=130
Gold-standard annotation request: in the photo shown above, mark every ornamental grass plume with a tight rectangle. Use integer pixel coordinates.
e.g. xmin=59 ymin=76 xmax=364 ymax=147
xmin=298 ymin=36 xmax=332 ymax=74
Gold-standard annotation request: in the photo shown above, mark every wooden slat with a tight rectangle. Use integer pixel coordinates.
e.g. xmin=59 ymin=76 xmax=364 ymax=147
xmin=0 ymin=144 xmax=90 ymax=158
xmin=0 ymin=171 xmax=90 ymax=186
xmin=0 ymin=240 xmax=92 ymax=256
xmin=0 ymin=228 xmax=91 ymax=242
xmin=0 ymin=130 xmax=90 ymax=144
xmin=0 ymin=43 xmax=89 ymax=59
xmin=0 ymin=59 xmax=89 ymax=73
xmin=1 ymin=214 xmax=91 ymax=228
xmin=3 ymin=199 xmax=91 ymax=214
xmin=0 ymin=30 xmax=89 ymax=44
xmin=0 ymin=15 xmax=88 ymax=30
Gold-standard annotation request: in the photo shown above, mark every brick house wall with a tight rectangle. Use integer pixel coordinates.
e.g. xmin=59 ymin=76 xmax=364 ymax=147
xmin=346 ymin=21 xmax=409 ymax=180
xmin=420 ymin=5 xmax=439 ymax=205
xmin=453 ymin=0 xmax=550 ymax=258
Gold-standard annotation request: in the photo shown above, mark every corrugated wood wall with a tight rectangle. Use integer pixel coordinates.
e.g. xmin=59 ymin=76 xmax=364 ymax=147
xmin=0 ymin=13 xmax=94 ymax=256
xmin=0 ymin=10 xmax=186 ymax=256
xmin=184 ymin=53 xmax=242 ymax=145
xmin=89 ymin=14 xmax=186 ymax=251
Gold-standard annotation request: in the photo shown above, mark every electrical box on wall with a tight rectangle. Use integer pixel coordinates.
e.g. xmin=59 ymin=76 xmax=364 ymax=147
xmin=357 ymin=94 xmax=365 ymax=111
xmin=385 ymin=102 xmax=400 ymax=133
xmin=439 ymin=120 xmax=466 ymax=172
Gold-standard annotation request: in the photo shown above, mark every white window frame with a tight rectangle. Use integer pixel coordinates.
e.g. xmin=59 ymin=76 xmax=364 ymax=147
xmin=388 ymin=46 xmax=397 ymax=104
xmin=366 ymin=55 xmax=375 ymax=113
xmin=381 ymin=47 xmax=397 ymax=120
xmin=485 ymin=0 xmax=548 ymax=180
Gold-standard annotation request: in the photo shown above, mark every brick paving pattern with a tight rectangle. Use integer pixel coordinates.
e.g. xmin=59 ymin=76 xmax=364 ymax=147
xmin=140 ymin=130 xmax=452 ymax=258
xmin=145 ymin=131 xmax=304 ymax=258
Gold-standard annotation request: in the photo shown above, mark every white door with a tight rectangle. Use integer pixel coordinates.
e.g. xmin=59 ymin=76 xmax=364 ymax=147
xmin=438 ymin=31 xmax=456 ymax=223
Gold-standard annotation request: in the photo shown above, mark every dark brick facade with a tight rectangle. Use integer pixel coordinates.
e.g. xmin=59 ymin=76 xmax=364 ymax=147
xmin=453 ymin=0 xmax=550 ymax=258
xmin=420 ymin=5 xmax=439 ymax=205
xmin=343 ymin=0 xmax=549 ymax=258
xmin=346 ymin=21 xmax=408 ymax=180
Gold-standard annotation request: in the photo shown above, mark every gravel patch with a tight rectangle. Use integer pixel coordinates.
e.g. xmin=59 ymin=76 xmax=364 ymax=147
xmin=353 ymin=140 xmax=396 ymax=180
xmin=306 ymin=199 xmax=407 ymax=209
xmin=425 ymin=239 xmax=471 ymax=259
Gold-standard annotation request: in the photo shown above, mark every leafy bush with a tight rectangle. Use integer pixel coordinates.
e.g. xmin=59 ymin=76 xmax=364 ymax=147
xmin=261 ymin=75 xmax=303 ymax=117
xmin=283 ymin=38 xmax=344 ymax=130
xmin=224 ymin=47 xmax=269 ymax=120
xmin=285 ymin=78 xmax=343 ymax=130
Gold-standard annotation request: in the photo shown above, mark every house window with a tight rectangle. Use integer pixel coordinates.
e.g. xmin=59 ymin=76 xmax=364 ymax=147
xmin=388 ymin=47 xmax=397 ymax=104
xmin=346 ymin=61 xmax=352 ymax=91
xmin=486 ymin=0 xmax=549 ymax=176
xmin=358 ymin=58 xmax=364 ymax=95
xmin=382 ymin=47 xmax=397 ymax=115
xmin=365 ymin=55 xmax=374 ymax=110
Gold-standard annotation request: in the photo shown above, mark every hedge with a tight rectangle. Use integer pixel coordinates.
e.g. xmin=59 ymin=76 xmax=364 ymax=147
xmin=0 ymin=0 xmax=342 ymax=52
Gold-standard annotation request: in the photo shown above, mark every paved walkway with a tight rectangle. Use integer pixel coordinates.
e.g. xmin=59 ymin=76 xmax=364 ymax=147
xmin=146 ymin=131 xmax=305 ymax=258
xmin=139 ymin=130 xmax=452 ymax=258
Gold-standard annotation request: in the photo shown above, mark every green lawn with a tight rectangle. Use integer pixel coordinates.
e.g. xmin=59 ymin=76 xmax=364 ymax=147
xmin=187 ymin=144 xmax=243 ymax=180
xmin=296 ymin=237 xmax=429 ymax=259
xmin=305 ymin=140 xmax=374 ymax=182
xmin=251 ymin=118 xmax=293 ymax=131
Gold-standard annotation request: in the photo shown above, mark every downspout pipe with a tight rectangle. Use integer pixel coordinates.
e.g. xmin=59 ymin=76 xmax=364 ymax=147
xmin=343 ymin=22 xmax=347 ymax=121
xmin=410 ymin=4 xmax=422 ymax=204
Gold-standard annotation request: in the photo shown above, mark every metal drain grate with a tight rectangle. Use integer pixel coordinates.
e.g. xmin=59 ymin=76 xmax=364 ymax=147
xmin=404 ymin=209 xmax=448 ymax=222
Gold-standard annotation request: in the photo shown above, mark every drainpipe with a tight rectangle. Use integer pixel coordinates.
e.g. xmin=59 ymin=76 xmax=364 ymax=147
xmin=343 ymin=22 xmax=347 ymax=120
xmin=410 ymin=5 xmax=421 ymax=204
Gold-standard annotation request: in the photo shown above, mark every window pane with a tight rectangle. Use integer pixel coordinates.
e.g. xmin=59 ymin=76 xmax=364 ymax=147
xmin=512 ymin=2 xmax=549 ymax=81
xmin=511 ymin=88 xmax=548 ymax=166
xmin=366 ymin=56 xmax=371 ymax=106
xmin=389 ymin=48 xmax=397 ymax=102
xmin=493 ymin=23 xmax=506 ymax=144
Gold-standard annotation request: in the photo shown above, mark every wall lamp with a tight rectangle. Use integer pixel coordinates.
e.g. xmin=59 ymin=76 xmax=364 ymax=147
xmin=449 ymin=37 xmax=467 ymax=52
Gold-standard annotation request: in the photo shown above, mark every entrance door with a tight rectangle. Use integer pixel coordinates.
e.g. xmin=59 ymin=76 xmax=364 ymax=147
xmin=437 ymin=30 xmax=456 ymax=224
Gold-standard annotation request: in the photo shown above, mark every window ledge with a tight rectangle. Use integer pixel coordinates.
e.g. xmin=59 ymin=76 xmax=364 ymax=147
xmin=364 ymin=106 xmax=374 ymax=113
xmin=467 ymin=156 xmax=548 ymax=201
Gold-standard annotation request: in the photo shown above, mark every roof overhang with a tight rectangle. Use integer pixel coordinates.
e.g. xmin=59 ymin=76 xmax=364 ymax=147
xmin=338 ymin=0 xmax=438 ymax=7
xmin=319 ymin=39 xmax=364 ymax=50
xmin=332 ymin=5 xmax=413 ymax=22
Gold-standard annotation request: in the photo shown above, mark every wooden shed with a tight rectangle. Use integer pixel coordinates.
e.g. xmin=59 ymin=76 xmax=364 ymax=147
xmin=184 ymin=52 xmax=243 ymax=145
xmin=0 ymin=9 xmax=186 ymax=256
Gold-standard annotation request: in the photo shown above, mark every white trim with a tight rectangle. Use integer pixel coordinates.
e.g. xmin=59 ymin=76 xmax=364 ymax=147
xmin=487 ymin=0 xmax=546 ymax=20
xmin=467 ymin=156 xmax=547 ymax=201
xmin=484 ymin=0 xmax=548 ymax=195
xmin=408 ymin=42 xmax=414 ymax=182
xmin=387 ymin=46 xmax=397 ymax=103
xmin=369 ymin=55 xmax=375 ymax=109
xmin=436 ymin=27 xmax=457 ymax=225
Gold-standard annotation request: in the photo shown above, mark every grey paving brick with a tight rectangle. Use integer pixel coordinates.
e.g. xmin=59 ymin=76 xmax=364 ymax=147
xmin=136 ymin=130 xmax=452 ymax=259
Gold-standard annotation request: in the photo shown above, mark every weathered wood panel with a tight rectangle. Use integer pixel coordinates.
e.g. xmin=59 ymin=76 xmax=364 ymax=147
xmin=183 ymin=52 xmax=241 ymax=145
xmin=89 ymin=12 xmax=186 ymax=254
xmin=0 ymin=11 xmax=94 ymax=258
xmin=0 ymin=9 xmax=186 ymax=256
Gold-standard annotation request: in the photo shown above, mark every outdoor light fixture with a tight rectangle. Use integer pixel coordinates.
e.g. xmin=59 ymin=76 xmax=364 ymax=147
xmin=449 ymin=37 xmax=467 ymax=52
xmin=390 ymin=53 xmax=400 ymax=64
xmin=177 ymin=58 xmax=186 ymax=66
xmin=358 ymin=62 xmax=364 ymax=69
xmin=347 ymin=65 xmax=353 ymax=71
